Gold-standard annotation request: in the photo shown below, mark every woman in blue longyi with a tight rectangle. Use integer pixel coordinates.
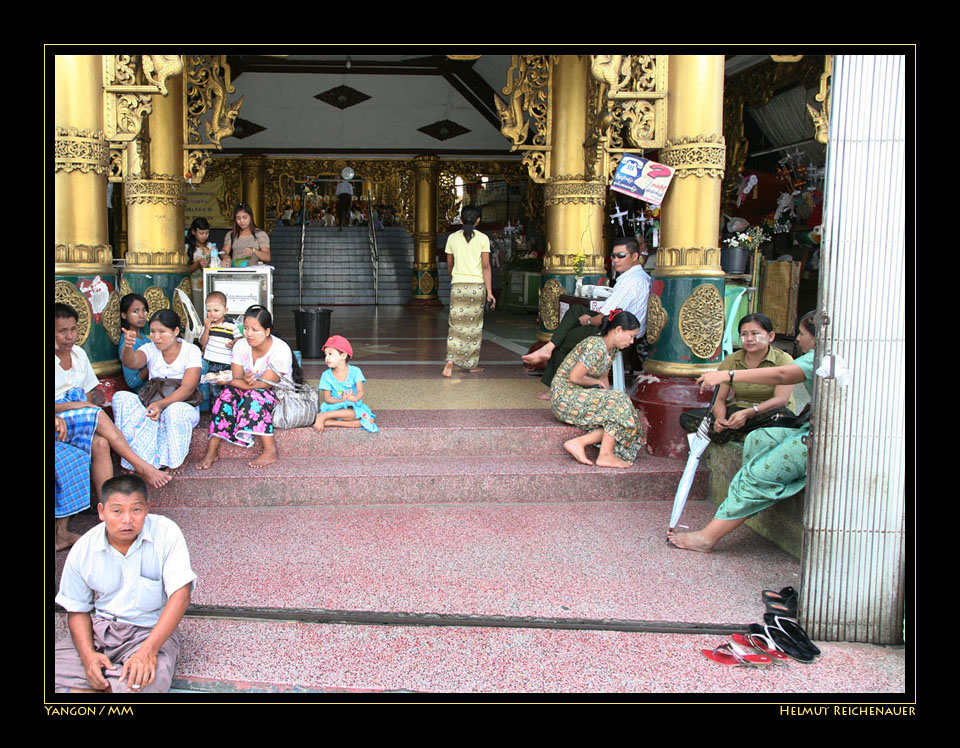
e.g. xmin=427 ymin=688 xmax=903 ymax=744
xmin=312 ymin=335 xmax=378 ymax=433
xmin=668 ymin=312 xmax=819 ymax=552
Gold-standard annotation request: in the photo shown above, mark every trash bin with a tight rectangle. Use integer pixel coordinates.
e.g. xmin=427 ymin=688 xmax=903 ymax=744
xmin=293 ymin=307 xmax=331 ymax=360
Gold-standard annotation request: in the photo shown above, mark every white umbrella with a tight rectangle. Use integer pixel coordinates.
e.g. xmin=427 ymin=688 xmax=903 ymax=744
xmin=669 ymin=387 xmax=720 ymax=532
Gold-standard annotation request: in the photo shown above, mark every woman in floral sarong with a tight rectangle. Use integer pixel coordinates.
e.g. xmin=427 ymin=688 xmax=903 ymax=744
xmin=198 ymin=306 xmax=293 ymax=469
xmin=551 ymin=309 xmax=645 ymax=469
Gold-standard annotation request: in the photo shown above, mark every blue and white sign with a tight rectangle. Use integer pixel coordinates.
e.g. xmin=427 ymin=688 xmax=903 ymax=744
xmin=611 ymin=154 xmax=675 ymax=206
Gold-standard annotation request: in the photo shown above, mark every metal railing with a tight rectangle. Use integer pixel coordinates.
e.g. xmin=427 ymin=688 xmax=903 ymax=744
xmin=367 ymin=212 xmax=380 ymax=305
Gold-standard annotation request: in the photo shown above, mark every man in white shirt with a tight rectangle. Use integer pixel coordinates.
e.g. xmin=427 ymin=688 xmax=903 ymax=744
xmin=54 ymin=474 xmax=197 ymax=693
xmin=522 ymin=237 xmax=652 ymax=394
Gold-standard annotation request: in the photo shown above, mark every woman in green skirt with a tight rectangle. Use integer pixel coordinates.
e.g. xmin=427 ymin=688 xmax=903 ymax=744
xmin=668 ymin=312 xmax=818 ymax=552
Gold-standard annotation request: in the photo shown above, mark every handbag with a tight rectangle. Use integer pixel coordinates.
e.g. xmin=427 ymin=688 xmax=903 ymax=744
xmin=257 ymin=364 xmax=318 ymax=429
xmin=138 ymin=377 xmax=204 ymax=408
xmin=679 ymin=404 xmax=810 ymax=444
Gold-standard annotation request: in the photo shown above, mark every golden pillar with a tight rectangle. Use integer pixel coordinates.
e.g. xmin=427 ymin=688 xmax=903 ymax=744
xmin=409 ymin=154 xmax=442 ymax=307
xmin=240 ymin=153 xmax=267 ymax=228
xmin=539 ymin=55 xmax=606 ymax=341
xmin=122 ymin=67 xmax=192 ymax=331
xmin=54 ymin=54 xmax=119 ymax=377
xmin=633 ymin=54 xmax=727 ymax=456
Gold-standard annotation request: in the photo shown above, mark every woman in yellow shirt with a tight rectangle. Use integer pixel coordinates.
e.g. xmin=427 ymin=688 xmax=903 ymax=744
xmin=441 ymin=206 xmax=496 ymax=377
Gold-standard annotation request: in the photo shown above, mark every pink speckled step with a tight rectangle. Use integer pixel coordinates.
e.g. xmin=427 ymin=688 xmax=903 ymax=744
xmin=150 ymin=453 xmax=707 ymax=507
xmin=187 ymin=410 xmax=588 ymax=459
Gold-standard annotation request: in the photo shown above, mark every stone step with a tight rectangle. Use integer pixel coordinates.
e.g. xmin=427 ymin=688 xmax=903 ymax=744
xmin=149 ymin=452 xmax=704 ymax=508
xmin=188 ymin=410 xmax=594 ymax=459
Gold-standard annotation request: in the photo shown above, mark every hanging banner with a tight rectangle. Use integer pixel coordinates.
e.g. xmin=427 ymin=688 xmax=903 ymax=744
xmin=185 ymin=176 xmax=229 ymax=228
xmin=611 ymin=154 xmax=675 ymax=206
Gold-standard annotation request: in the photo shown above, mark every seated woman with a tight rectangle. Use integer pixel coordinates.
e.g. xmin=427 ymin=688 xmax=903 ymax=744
xmin=680 ymin=314 xmax=796 ymax=443
xmin=668 ymin=312 xmax=818 ymax=552
xmin=551 ymin=309 xmax=646 ymax=469
xmin=118 ymin=293 xmax=151 ymax=394
xmin=199 ymin=306 xmax=294 ymax=469
xmin=114 ymin=309 xmax=202 ymax=475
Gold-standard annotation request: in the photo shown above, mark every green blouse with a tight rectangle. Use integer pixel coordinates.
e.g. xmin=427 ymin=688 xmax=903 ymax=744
xmin=718 ymin=345 xmax=796 ymax=412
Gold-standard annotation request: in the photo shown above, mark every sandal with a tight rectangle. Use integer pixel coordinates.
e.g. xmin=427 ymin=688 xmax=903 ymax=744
xmin=701 ymin=642 xmax=771 ymax=668
xmin=764 ymin=614 xmax=821 ymax=657
xmin=765 ymin=596 xmax=798 ymax=618
xmin=761 ymin=586 xmax=797 ymax=604
xmin=734 ymin=632 xmax=790 ymax=665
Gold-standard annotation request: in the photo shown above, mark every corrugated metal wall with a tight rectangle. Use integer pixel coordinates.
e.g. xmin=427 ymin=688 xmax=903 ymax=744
xmin=800 ymin=55 xmax=907 ymax=644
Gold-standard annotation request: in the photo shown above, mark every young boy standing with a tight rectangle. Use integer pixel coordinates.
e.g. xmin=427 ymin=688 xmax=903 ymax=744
xmin=54 ymin=475 xmax=197 ymax=693
xmin=198 ymin=291 xmax=239 ymax=401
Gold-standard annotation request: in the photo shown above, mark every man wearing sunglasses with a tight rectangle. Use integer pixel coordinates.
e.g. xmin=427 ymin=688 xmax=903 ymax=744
xmin=522 ymin=237 xmax=652 ymax=398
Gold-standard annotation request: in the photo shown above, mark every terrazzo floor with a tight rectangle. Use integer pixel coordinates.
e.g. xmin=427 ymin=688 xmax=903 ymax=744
xmin=48 ymin=306 xmax=908 ymax=699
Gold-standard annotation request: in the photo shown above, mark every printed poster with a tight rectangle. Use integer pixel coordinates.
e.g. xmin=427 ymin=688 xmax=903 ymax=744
xmin=611 ymin=154 xmax=674 ymax=206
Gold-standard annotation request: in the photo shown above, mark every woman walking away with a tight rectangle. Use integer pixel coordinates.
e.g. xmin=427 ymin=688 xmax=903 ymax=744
xmin=442 ymin=206 xmax=495 ymax=377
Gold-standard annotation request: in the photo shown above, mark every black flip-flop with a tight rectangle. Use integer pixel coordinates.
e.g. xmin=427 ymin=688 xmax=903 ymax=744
xmin=763 ymin=613 xmax=822 ymax=658
xmin=761 ymin=585 xmax=797 ymax=604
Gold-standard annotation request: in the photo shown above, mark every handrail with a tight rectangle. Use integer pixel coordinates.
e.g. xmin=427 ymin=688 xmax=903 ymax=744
xmin=367 ymin=210 xmax=380 ymax=305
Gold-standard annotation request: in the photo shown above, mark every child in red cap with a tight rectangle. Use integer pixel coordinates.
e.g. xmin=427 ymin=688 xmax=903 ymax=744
xmin=312 ymin=335 xmax=379 ymax=433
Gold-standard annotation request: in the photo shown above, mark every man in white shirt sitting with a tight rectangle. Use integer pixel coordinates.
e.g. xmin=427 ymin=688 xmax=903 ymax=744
xmin=522 ymin=237 xmax=652 ymax=397
xmin=54 ymin=474 xmax=197 ymax=693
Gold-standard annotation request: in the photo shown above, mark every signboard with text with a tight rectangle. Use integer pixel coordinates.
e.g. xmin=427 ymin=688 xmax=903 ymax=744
xmin=610 ymin=154 xmax=674 ymax=206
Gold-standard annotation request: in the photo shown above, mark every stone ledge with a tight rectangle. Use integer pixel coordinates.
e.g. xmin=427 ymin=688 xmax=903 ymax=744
xmin=702 ymin=441 xmax=804 ymax=560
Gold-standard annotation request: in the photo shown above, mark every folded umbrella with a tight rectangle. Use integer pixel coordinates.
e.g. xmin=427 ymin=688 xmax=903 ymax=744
xmin=668 ymin=386 xmax=720 ymax=532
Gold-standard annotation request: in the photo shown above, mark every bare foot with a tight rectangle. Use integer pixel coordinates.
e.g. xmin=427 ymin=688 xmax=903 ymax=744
xmin=312 ymin=418 xmax=325 ymax=433
xmin=467 ymin=367 xmax=485 ymax=374
xmin=139 ymin=464 xmax=171 ymax=488
xmin=55 ymin=529 xmax=82 ymax=552
xmin=563 ymin=438 xmax=594 ymax=466
xmin=536 ymin=391 xmax=551 ymax=401
xmin=666 ymin=529 xmax=716 ymax=552
xmin=441 ymin=361 xmax=454 ymax=378
xmin=249 ymin=448 xmax=277 ymax=468
xmin=196 ymin=442 xmax=220 ymax=470
xmin=521 ymin=351 xmax=548 ymax=365
xmin=595 ymin=454 xmax=633 ymax=469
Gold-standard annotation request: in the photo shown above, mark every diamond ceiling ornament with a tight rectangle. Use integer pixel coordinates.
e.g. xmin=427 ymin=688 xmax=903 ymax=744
xmin=418 ymin=119 xmax=470 ymax=141
xmin=315 ymin=85 xmax=372 ymax=110
xmin=230 ymin=117 xmax=267 ymax=140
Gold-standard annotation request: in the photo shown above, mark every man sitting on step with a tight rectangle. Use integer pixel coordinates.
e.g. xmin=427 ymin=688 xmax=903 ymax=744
xmin=522 ymin=236 xmax=652 ymax=399
xmin=54 ymin=474 xmax=197 ymax=694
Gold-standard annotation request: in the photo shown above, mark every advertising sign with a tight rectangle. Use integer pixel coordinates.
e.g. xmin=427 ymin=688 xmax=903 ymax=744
xmin=610 ymin=154 xmax=674 ymax=206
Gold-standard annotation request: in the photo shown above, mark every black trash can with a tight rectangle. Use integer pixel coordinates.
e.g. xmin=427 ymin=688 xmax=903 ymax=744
xmin=294 ymin=307 xmax=332 ymax=360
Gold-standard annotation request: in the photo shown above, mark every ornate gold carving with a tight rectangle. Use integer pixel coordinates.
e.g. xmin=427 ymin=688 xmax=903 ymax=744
xmin=543 ymin=253 xmax=606 ymax=273
xmin=678 ymin=284 xmax=724 ymax=359
xmin=807 ymin=55 xmax=833 ymax=145
xmin=660 ymin=135 xmax=726 ymax=179
xmin=141 ymin=55 xmax=183 ymax=96
xmin=144 ymin=286 xmax=170 ymax=316
xmin=418 ymin=272 xmax=435 ymax=295
xmin=646 ymin=294 xmax=667 ymax=344
xmin=655 ymin=247 xmax=724 ymax=277
xmin=55 ymin=127 xmax=110 ymax=175
xmin=643 ymin=358 xmax=717 ymax=377
xmin=55 ymin=282 xmax=92 ymax=346
xmin=171 ymin=277 xmax=193 ymax=327
xmin=119 ymin=277 xmax=134 ymax=297
xmin=587 ymin=54 xmax=668 ymax=181
xmin=497 ymin=55 xmax=552 ymax=184
xmin=544 ymin=177 xmax=606 ymax=206
xmin=55 ymin=243 xmax=114 ymax=265
xmin=184 ymin=55 xmax=243 ymax=183
xmin=102 ymin=291 xmax=122 ymax=345
xmin=437 ymin=160 xmax=527 ymax=229
xmin=539 ymin=279 xmax=564 ymax=330
xmin=123 ymin=174 xmax=187 ymax=206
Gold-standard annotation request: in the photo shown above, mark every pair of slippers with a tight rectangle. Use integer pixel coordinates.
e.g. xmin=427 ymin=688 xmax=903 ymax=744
xmin=762 ymin=585 xmax=798 ymax=617
xmin=758 ymin=614 xmax=822 ymax=664
xmin=701 ymin=633 xmax=792 ymax=668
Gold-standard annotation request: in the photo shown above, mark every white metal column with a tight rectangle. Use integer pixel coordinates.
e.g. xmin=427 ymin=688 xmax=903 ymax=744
xmin=800 ymin=55 xmax=907 ymax=644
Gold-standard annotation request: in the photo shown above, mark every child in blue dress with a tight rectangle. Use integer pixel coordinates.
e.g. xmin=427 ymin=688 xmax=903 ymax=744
xmin=312 ymin=335 xmax=379 ymax=433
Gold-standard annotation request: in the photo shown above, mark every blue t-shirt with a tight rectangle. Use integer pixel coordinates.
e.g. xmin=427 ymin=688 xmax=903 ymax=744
xmin=318 ymin=365 xmax=366 ymax=404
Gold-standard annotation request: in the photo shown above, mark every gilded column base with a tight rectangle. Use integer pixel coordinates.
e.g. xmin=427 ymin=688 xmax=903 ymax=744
xmin=536 ymin=271 xmax=605 ymax=342
xmin=409 ymin=261 xmax=441 ymax=307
